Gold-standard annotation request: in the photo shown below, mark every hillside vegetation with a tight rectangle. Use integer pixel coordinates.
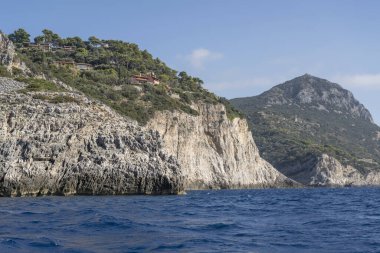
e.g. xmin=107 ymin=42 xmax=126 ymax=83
xmin=231 ymin=74 xmax=380 ymax=175
xmin=2 ymin=28 xmax=242 ymax=124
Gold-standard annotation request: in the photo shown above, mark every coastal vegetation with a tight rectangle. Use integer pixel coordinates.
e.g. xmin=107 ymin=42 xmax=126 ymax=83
xmin=232 ymin=75 xmax=380 ymax=174
xmin=4 ymin=28 xmax=242 ymax=124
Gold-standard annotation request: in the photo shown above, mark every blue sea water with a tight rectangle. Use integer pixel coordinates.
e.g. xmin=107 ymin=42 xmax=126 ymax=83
xmin=1 ymin=188 xmax=380 ymax=253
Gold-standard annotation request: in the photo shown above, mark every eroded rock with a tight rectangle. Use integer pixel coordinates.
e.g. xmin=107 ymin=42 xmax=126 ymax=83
xmin=147 ymin=102 xmax=296 ymax=189
xmin=0 ymin=90 xmax=184 ymax=196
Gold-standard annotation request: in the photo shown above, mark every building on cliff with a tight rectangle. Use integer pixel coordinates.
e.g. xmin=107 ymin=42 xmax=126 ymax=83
xmin=53 ymin=60 xmax=76 ymax=68
xmin=22 ymin=43 xmax=76 ymax=52
xmin=75 ymin=63 xmax=93 ymax=71
xmin=130 ymin=72 xmax=160 ymax=85
xmin=53 ymin=61 xmax=93 ymax=71
xmin=22 ymin=42 xmax=53 ymax=52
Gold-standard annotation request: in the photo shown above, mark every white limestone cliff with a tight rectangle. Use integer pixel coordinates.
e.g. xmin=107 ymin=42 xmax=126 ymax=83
xmin=285 ymin=153 xmax=380 ymax=187
xmin=147 ymin=102 xmax=295 ymax=189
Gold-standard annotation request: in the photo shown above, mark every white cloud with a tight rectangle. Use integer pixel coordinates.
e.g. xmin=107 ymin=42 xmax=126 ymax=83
xmin=333 ymin=74 xmax=380 ymax=90
xmin=186 ymin=48 xmax=223 ymax=69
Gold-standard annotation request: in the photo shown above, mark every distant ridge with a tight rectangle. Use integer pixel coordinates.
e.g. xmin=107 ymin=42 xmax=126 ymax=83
xmin=231 ymin=74 xmax=380 ymax=186
xmin=236 ymin=74 xmax=373 ymax=123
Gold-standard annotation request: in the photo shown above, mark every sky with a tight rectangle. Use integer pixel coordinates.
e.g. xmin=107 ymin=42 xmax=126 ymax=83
xmin=1 ymin=0 xmax=380 ymax=124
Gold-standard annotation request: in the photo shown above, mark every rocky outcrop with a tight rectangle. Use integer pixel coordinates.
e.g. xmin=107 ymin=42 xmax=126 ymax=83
xmin=147 ymin=102 xmax=296 ymax=189
xmin=0 ymin=33 xmax=15 ymax=70
xmin=0 ymin=32 xmax=30 ymax=74
xmin=0 ymin=79 xmax=184 ymax=196
xmin=0 ymin=77 xmax=26 ymax=92
xmin=376 ymin=131 xmax=380 ymax=141
xmin=283 ymin=153 xmax=380 ymax=187
xmin=281 ymin=153 xmax=362 ymax=186
xmin=311 ymin=154 xmax=364 ymax=186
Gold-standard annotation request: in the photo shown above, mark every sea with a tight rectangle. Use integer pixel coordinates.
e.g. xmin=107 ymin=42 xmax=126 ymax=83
xmin=0 ymin=188 xmax=380 ymax=253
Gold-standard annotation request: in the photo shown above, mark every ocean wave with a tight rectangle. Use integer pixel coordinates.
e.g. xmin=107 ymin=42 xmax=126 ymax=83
xmin=0 ymin=188 xmax=380 ymax=252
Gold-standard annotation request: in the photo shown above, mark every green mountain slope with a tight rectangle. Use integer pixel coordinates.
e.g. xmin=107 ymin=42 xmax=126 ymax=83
xmin=1 ymin=29 xmax=242 ymax=124
xmin=231 ymin=74 xmax=380 ymax=183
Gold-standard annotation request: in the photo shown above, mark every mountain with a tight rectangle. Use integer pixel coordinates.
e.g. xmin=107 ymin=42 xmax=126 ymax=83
xmin=0 ymin=30 xmax=295 ymax=196
xmin=231 ymin=74 xmax=380 ymax=186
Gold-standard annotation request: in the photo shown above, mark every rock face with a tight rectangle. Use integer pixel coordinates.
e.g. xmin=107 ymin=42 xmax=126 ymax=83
xmin=288 ymin=153 xmax=380 ymax=187
xmin=0 ymin=33 xmax=15 ymax=69
xmin=0 ymin=79 xmax=184 ymax=196
xmin=147 ymin=102 xmax=295 ymax=189
xmin=0 ymin=77 xmax=26 ymax=92
xmin=0 ymin=33 xmax=296 ymax=194
xmin=231 ymin=74 xmax=380 ymax=187
xmin=0 ymin=32 xmax=30 ymax=74
xmin=283 ymin=153 xmax=363 ymax=186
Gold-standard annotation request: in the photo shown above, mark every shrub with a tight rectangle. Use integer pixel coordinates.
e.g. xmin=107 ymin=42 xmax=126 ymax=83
xmin=121 ymin=85 xmax=140 ymax=100
xmin=12 ymin=67 xmax=23 ymax=76
xmin=17 ymin=77 xmax=64 ymax=92
xmin=33 ymin=94 xmax=80 ymax=104
xmin=0 ymin=66 xmax=11 ymax=77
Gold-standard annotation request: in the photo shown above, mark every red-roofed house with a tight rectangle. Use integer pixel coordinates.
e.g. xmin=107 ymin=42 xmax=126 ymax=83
xmin=130 ymin=72 xmax=160 ymax=85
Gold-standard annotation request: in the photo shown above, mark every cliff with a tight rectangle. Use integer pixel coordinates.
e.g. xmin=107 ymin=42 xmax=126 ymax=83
xmin=0 ymin=78 xmax=184 ymax=196
xmin=147 ymin=102 xmax=295 ymax=189
xmin=232 ymin=74 xmax=380 ymax=186
xmin=0 ymin=30 xmax=297 ymax=195
xmin=0 ymin=33 xmax=15 ymax=69
xmin=281 ymin=153 xmax=361 ymax=186
xmin=285 ymin=153 xmax=380 ymax=187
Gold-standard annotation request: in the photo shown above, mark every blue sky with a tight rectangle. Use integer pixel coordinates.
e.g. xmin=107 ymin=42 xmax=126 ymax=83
xmin=1 ymin=0 xmax=380 ymax=124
